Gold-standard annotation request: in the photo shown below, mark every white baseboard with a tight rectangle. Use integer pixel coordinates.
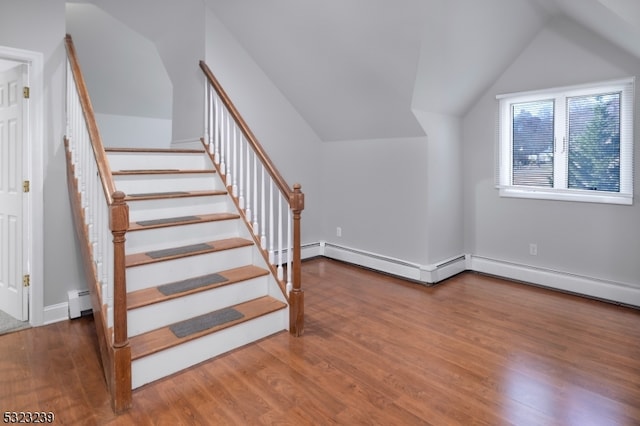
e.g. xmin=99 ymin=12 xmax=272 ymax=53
xmin=470 ymin=255 xmax=640 ymax=308
xmin=43 ymin=302 xmax=69 ymax=325
xmin=316 ymin=241 xmax=466 ymax=284
xmin=301 ymin=242 xmax=324 ymax=259
xmin=304 ymin=241 xmax=640 ymax=307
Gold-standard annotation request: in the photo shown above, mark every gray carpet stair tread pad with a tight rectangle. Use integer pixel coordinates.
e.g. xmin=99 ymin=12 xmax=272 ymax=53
xmin=157 ymin=273 xmax=228 ymax=296
xmin=146 ymin=243 xmax=212 ymax=259
xmin=170 ymin=308 xmax=244 ymax=338
xmin=136 ymin=215 xmax=200 ymax=227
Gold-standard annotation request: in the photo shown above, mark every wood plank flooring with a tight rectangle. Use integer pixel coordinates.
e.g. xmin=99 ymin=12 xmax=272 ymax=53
xmin=2 ymin=258 xmax=639 ymax=425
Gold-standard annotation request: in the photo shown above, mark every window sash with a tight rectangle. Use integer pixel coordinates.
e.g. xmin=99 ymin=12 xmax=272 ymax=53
xmin=497 ymin=78 xmax=634 ymax=205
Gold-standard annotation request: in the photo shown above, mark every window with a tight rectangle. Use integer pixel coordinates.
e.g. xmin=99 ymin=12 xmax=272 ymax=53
xmin=497 ymin=78 xmax=634 ymax=205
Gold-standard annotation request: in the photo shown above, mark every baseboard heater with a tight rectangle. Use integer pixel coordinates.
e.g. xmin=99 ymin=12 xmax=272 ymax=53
xmin=68 ymin=289 xmax=92 ymax=319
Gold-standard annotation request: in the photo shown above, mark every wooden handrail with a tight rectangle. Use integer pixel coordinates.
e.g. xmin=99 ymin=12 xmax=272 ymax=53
xmin=64 ymin=34 xmax=117 ymax=204
xmin=199 ymin=61 xmax=294 ymax=200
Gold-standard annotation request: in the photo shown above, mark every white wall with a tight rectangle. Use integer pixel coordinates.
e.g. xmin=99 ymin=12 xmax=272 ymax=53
xmin=202 ymin=6 xmax=466 ymax=275
xmin=321 ymin=137 xmax=432 ymax=265
xmin=205 ymin=8 xmax=324 ymax=244
xmin=416 ymin=112 xmax=464 ymax=265
xmin=151 ymin=0 xmax=205 ymax=143
xmin=0 ymin=0 xmax=85 ymax=312
xmin=463 ymin=17 xmax=640 ymax=291
xmin=96 ymin=113 xmax=172 ymax=148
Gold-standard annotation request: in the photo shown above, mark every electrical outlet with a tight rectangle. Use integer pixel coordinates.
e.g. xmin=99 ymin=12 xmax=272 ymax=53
xmin=529 ymin=243 xmax=538 ymax=256
xmin=336 ymin=227 xmax=342 ymax=237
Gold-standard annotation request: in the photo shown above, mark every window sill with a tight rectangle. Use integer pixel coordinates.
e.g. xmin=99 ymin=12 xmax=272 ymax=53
xmin=497 ymin=186 xmax=633 ymax=205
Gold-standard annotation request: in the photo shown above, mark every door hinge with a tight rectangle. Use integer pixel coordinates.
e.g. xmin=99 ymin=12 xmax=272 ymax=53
xmin=23 ymin=86 xmax=30 ymax=99
xmin=23 ymin=275 xmax=30 ymax=288
xmin=23 ymin=180 xmax=30 ymax=193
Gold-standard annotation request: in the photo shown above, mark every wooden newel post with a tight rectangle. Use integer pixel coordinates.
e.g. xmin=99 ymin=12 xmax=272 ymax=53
xmin=109 ymin=191 xmax=132 ymax=412
xmin=289 ymin=184 xmax=305 ymax=336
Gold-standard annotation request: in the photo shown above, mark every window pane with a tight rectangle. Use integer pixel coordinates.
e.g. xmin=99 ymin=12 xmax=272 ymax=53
xmin=568 ymin=93 xmax=620 ymax=192
xmin=512 ymin=100 xmax=554 ymax=187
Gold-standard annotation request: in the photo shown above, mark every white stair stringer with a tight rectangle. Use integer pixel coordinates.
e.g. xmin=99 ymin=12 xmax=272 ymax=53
xmin=131 ymin=308 xmax=286 ymax=389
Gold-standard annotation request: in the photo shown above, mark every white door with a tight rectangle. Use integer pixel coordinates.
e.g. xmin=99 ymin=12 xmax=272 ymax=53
xmin=0 ymin=63 xmax=28 ymax=321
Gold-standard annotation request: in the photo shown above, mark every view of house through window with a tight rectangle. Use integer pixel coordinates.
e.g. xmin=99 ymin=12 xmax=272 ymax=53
xmin=497 ymin=78 xmax=634 ymax=205
xmin=512 ymin=99 xmax=554 ymax=187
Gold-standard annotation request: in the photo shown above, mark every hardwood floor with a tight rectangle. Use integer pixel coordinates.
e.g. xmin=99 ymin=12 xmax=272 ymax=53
xmin=2 ymin=258 xmax=639 ymax=425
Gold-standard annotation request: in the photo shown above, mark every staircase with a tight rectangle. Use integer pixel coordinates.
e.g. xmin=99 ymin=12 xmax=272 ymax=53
xmin=65 ymin=34 xmax=304 ymax=412
xmin=105 ymin=147 xmax=288 ymax=389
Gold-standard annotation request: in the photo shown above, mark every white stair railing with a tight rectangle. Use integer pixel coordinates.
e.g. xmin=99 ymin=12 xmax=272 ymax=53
xmin=66 ymin=57 xmax=114 ymax=331
xmin=201 ymin=61 xmax=305 ymax=336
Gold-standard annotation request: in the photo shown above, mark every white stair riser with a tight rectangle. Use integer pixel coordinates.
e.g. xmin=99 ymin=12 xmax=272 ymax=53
xmin=108 ymin=152 xmax=211 ymax=171
xmin=127 ymin=196 xmax=231 ymax=222
xmin=126 ymin=220 xmax=240 ymax=253
xmin=128 ymin=276 xmax=269 ymax=337
xmin=131 ymin=309 xmax=287 ymax=389
xmin=126 ymin=246 xmax=253 ymax=292
xmin=114 ymin=174 xmax=223 ymax=194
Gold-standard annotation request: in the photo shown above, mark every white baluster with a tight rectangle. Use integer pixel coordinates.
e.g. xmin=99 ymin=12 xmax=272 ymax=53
xmin=252 ymin=152 xmax=259 ymax=234
xmin=238 ymin=133 xmax=245 ymax=210
xmin=232 ymin=124 xmax=238 ymax=197
xmin=227 ymin=122 xmax=234 ymax=195
xmin=260 ymin=166 xmax=266 ymax=248
xmin=204 ymin=82 xmax=210 ymax=150
xmin=220 ymin=104 xmax=226 ymax=176
xmin=268 ymin=179 xmax=274 ymax=264
xmin=277 ymin=196 xmax=283 ymax=281
xmin=227 ymin=113 xmax=232 ymax=185
xmin=95 ymin=188 xmax=103 ymax=287
xmin=213 ymin=95 xmax=220 ymax=162
xmin=102 ymin=200 xmax=110 ymax=298
xmin=245 ymin=149 xmax=252 ymax=223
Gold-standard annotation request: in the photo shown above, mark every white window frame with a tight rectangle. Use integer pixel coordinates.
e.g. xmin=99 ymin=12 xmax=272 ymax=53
xmin=496 ymin=78 xmax=635 ymax=205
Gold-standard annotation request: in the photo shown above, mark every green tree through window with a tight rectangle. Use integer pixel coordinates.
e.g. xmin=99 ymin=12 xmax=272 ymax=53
xmin=497 ymin=77 xmax=633 ymax=204
xmin=568 ymin=94 xmax=620 ymax=192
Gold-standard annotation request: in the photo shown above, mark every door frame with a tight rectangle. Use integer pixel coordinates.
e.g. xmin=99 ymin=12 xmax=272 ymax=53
xmin=0 ymin=45 xmax=44 ymax=326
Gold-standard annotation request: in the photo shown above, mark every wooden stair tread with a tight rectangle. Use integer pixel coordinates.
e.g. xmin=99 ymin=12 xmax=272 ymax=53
xmin=125 ymin=237 xmax=254 ymax=267
xmin=125 ymin=189 xmax=227 ymax=201
xmin=105 ymin=147 xmax=205 ymax=154
xmin=128 ymin=212 xmax=240 ymax=231
xmin=130 ymin=296 xmax=287 ymax=360
xmin=112 ymin=169 xmax=215 ymax=175
xmin=127 ymin=265 xmax=270 ymax=310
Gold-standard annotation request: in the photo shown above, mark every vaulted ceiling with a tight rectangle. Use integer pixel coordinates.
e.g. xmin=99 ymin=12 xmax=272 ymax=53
xmin=67 ymin=0 xmax=640 ymax=142
xmin=205 ymin=0 xmax=640 ymax=141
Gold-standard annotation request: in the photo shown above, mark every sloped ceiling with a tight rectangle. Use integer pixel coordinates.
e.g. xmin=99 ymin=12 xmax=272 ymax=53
xmin=205 ymin=0 xmax=431 ymax=142
xmin=205 ymin=0 xmax=640 ymax=142
xmin=66 ymin=0 xmax=640 ymax=142
xmin=552 ymin=0 xmax=640 ymax=59
xmin=411 ymin=0 xmax=549 ymax=117
xmin=66 ymin=2 xmax=172 ymax=119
